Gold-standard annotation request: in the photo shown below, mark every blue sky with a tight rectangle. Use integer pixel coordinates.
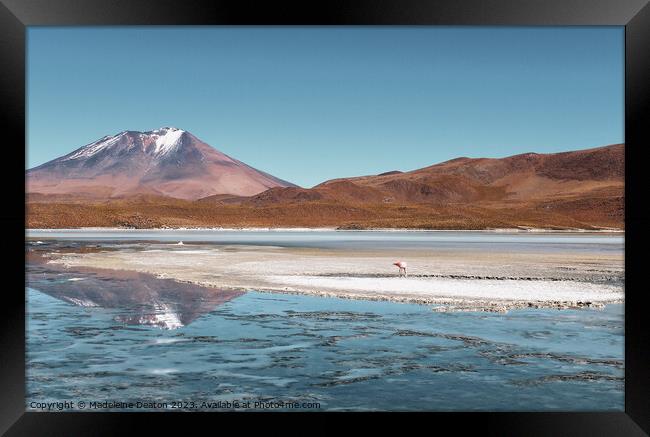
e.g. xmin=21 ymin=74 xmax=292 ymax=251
xmin=27 ymin=27 xmax=623 ymax=188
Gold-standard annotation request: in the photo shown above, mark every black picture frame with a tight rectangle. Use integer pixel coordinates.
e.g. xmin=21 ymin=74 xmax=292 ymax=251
xmin=2 ymin=0 xmax=649 ymax=434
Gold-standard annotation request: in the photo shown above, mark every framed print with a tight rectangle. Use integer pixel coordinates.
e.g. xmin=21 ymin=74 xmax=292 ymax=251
xmin=2 ymin=0 xmax=649 ymax=434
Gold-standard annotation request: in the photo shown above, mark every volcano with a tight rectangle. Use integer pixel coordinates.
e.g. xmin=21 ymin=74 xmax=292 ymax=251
xmin=26 ymin=127 xmax=296 ymax=200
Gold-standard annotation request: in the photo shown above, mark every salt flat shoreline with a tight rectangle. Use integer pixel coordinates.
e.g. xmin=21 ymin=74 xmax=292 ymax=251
xmin=28 ymin=227 xmax=624 ymax=233
xmin=43 ymin=240 xmax=625 ymax=313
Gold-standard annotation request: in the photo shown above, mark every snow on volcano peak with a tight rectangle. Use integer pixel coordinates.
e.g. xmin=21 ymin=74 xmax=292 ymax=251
xmin=63 ymin=132 xmax=126 ymax=161
xmin=151 ymin=128 xmax=185 ymax=156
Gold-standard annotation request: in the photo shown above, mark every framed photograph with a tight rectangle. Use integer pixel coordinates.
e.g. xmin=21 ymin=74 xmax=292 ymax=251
xmin=2 ymin=0 xmax=649 ymax=434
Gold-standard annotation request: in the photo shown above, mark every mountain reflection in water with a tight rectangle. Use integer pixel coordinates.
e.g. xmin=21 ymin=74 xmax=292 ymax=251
xmin=26 ymin=252 xmax=244 ymax=329
xmin=25 ymin=239 xmax=624 ymax=411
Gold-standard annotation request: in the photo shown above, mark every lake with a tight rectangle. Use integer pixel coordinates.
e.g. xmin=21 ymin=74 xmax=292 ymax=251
xmin=25 ymin=230 xmax=624 ymax=411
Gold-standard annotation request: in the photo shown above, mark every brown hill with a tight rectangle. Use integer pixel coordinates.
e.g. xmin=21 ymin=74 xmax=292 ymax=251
xmin=314 ymin=143 xmax=623 ymax=203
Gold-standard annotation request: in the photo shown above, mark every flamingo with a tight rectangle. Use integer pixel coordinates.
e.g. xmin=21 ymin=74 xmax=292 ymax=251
xmin=393 ymin=261 xmax=408 ymax=277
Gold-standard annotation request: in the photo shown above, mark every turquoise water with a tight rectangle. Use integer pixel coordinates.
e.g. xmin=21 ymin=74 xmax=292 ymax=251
xmin=26 ymin=253 xmax=623 ymax=411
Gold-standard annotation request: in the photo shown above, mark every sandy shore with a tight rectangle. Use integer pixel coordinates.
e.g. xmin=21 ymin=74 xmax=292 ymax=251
xmin=45 ymin=242 xmax=624 ymax=312
xmin=28 ymin=227 xmax=624 ymax=233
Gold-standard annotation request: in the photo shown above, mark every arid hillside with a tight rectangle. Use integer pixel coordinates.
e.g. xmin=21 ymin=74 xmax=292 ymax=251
xmin=26 ymin=144 xmax=624 ymax=230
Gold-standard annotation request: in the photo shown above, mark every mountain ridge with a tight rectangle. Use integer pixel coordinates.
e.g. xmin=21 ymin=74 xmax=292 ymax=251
xmin=26 ymin=140 xmax=624 ymax=230
xmin=208 ymin=143 xmax=623 ymax=206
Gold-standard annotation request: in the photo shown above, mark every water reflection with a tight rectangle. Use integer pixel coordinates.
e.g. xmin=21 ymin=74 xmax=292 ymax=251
xmin=26 ymin=250 xmax=244 ymax=329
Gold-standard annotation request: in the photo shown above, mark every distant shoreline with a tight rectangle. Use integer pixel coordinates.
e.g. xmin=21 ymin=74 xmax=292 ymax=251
xmin=26 ymin=227 xmax=625 ymax=234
